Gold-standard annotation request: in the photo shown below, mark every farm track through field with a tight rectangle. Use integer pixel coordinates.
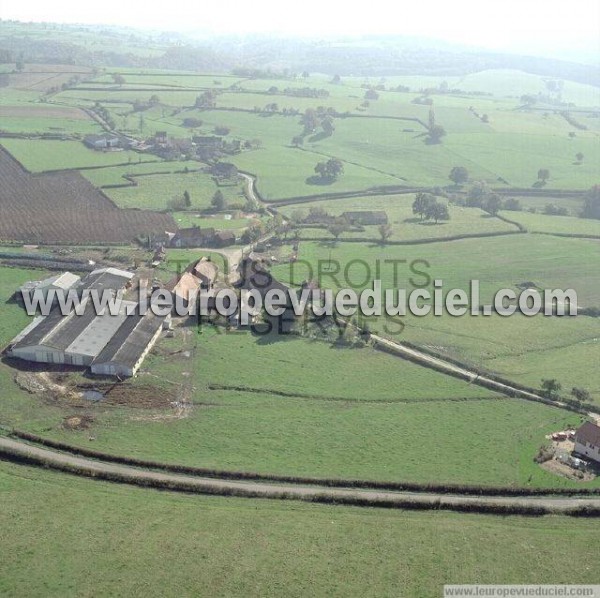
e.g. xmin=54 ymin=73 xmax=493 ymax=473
xmin=1 ymin=436 xmax=599 ymax=515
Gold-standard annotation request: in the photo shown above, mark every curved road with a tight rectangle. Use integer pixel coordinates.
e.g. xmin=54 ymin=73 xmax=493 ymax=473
xmin=1 ymin=436 xmax=599 ymax=514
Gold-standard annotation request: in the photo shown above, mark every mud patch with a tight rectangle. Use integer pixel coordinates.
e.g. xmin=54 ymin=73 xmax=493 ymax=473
xmin=540 ymin=459 xmax=595 ymax=482
xmin=63 ymin=415 xmax=94 ymax=431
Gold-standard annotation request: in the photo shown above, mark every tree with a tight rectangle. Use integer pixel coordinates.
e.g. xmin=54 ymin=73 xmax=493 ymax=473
xmin=449 ymin=166 xmax=469 ymax=186
xmin=328 ymin=218 xmax=348 ymax=241
xmin=183 ymin=190 xmax=191 ymax=208
xmin=571 ymin=387 xmax=591 ymax=404
xmin=425 ymin=202 xmax=450 ymax=223
xmin=290 ymin=209 xmax=307 ymax=224
xmin=331 ymin=74 xmax=341 ymax=84
xmin=183 ymin=117 xmax=203 ymax=128
xmin=15 ymin=55 xmax=25 ymax=72
xmin=576 ymin=152 xmax=584 ymax=163
xmin=364 ymin=89 xmax=379 ymax=101
xmin=581 ymin=185 xmax=600 ymax=220
xmin=428 ymin=124 xmax=446 ymax=143
xmin=112 ymin=73 xmax=126 ymax=86
xmin=428 ymin=108 xmax=436 ymax=129
xmin=541 ymin=378 xmax=562 ymax=398
xmin=314 ymin=158 xmax=344 ymax=181
xmin=482 ymin=193 xmax=502 ymax=216
xmin=302 ymin=108 xmax=319 ymax=133
xmin=503 ymin=198 xmax=522 ymax=211
xmin=167 ymin=195 xmax=186 ymax=211
xmin=467 ymin=181 xmax=491 ymax=207
xmin=520 ymin=94 xmax=537 ymax=106
xmin=321 ymin=116 xmax=335 ymax=136
xmin=241 ymin=222 xmax=265 ymax=244
xmin=195 ymin=90 xmax=217 ymax=109
xmin=481 ymin=114 xmax=489 ymax=123
xmin=211 ymin=190 xmax=226 ymax=211
xmin=378 ymin=223 xmax=393 ymax=243
xmin=537 ymin=169 xmax=550 ymax=184
xmin=412 ymin=192 xmax=436 ymax=220
xmin=149 ymin=94 xmax=160 ymax=106
xmin=291 ymin=135 xmax=304 ymax=147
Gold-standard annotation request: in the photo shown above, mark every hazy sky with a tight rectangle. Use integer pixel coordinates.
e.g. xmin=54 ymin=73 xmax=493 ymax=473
xmin=2 ymin=0 xmax=599 ymax=61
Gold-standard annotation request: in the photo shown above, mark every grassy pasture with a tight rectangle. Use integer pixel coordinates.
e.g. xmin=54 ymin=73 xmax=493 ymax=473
xmin=19 ymin=382 xmax=581 ymax=488
xmin=0 ymin=268 xmax=583 ymax=488
xmin=101 ymin=170 xmax=245 ymax=210
xmin=91 ymin=72 xmax=246 ymax=88
xmin=232 ymin=145 xmax=403 ymax=200
xmin=0 ymin=139 xmax=157 ymax=171
xmin=444 ymin=132 xmax=600 ymax=189
xmin=0 ymin=105 xmax=102 ymax=134
xmin=2 ymin=463 xmax=599 ymax=597
xmin=278 ymin=194 xmax=517 ymax=241
xmin=216 ymin=91 xmax=359 ymax=113
xmin=303 ymin=118 xmax=494 ymax=186
xmin=500 ymin=210 xmax=600 ymax=236
xmin=273 ymin=235 xmax=600 ymax=400
xmin=81 ymin=159 xmax=200 ymax=186
xmin=170 ymin=212 xmax=255 ymax=230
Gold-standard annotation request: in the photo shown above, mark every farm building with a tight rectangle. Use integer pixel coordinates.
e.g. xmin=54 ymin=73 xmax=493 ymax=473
xmin=193 ymin=135 xmax=223 ymax=149
xmin=171 ymin=227 xmax=216 ymax=248
xmin=90 ymin=310 xmax=166 ymax=377
xmin=165 ymin=272 xmax=201 ymax=310
xmin=191 ymin=259 xmax=218 ymax=290
xmin=19 ymin=271 xmax=81 ymax=303
xmin=83 ymin=134 xmax=122 ymax=150
xmin=212 ymin=162 xmax=238 ymax=180
xmin=341 ymin=211 xmax=388 ymax=225
xmin=574 ymin=422 xmax=600 ymax=464
xmin=213 ymin=230 xmax=236 ymax=247
xmin=6 ymin=268 xmax=166 ymax=377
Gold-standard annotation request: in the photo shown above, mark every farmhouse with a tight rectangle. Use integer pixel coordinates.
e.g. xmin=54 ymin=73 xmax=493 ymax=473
xmin=6 ymin=268 xmax=166 ymax=377
xmin=165 ymin=272 xmax=201 ymax=310
xmin=341 ymin=211 xmax=389 ymax=225
xmin=171 ymin=227 xmax=216 ymax=248
xmin=574 ymin=422 xmax=600 ymax=464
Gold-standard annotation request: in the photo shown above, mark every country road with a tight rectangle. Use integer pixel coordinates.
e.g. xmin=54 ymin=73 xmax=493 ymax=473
xmin=1 ymin=437 xmax=599 ymax=514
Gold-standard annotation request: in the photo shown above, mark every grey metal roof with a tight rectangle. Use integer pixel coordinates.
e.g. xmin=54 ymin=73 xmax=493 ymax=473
xmin=93 ymin=310 xmax=165 ymax=369
xmin=64 ymin=302 xmax=136 ymax=358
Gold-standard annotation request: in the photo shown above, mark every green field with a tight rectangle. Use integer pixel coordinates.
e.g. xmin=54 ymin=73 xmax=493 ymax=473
xmin=500 ymin=210 xmax=600 ymax=236
xmin=279 ymin=194 xmax=518 ymax=241
xmin=5 ymin=323 xmax=588 ymax=489
xmin=273 ymin=235 xmax=600 ymax=401
xmin=81 ymin=160 xmax=200 ymax=186
xmin=2 ymin=462 xmax=599 ymax=598
xmin=0 ymin=266 xmax=586 ymax=488
xmin=0 ymin=138 xmax=158 ymax=171
xmin=101 ymin=171 xmax=246 ymax=210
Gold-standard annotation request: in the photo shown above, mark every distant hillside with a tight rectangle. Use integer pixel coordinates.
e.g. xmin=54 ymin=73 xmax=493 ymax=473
xmin=0 ymin=21 xmax=598 ymax=87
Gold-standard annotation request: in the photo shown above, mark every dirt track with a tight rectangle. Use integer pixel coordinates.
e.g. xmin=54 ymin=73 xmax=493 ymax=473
xmin=1 ymin=436 xmax=599 ymax=514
